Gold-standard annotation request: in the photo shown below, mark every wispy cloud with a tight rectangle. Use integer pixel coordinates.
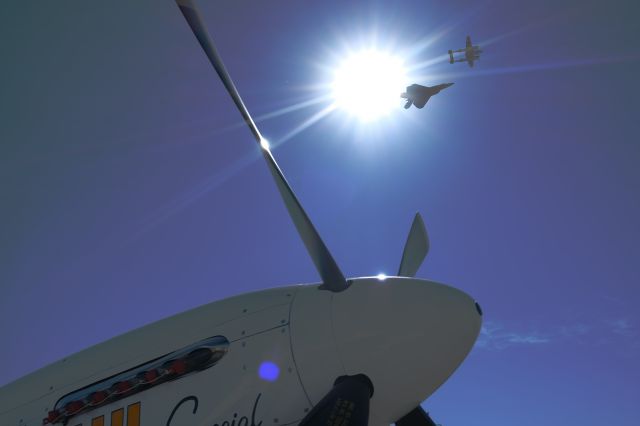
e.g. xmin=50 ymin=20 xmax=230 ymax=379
xmin=506 ymin=335 xmax=550 ymax=344
xmin=476 ymin=318 xmax=638 ymax=352
xmin=557 ymin=323 xmax=591 ymax=338
xmin=476 ymin=321 xmax=550 ymax=350
xmin=605 ymin=319 xmax=635 ymax=337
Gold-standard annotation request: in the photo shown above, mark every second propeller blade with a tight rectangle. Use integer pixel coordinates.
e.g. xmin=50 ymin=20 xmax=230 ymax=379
xmin=398 ymin=213 xmax=429 ymax=277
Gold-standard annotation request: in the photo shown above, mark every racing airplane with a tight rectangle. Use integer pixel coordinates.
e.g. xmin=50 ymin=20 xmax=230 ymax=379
xmin=448 ymin=36 xmax=482 ymax=67
xmin=0 ymin=1 xmax=483 ymax=426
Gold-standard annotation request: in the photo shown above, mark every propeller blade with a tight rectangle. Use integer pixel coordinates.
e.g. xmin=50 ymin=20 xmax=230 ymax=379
xmin=395 ymin=406 xmax=437 ymax=426
xmin=397 ymin=213 xmax=429 ymax=277
xmin=175 ymin=0 xmax=348 ymax=292
xmin=299 ymin=375 xmax=374 ymax=426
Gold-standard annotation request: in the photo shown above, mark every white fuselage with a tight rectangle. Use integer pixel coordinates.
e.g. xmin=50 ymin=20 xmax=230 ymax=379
xmin=0 ymin=277 xmax=481 ymax=426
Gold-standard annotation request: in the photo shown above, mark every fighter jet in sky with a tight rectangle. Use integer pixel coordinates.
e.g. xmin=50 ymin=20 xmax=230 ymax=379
xmin=401 ymin=83 xmax=454 ymax=109
xmin=448 ymin=35 xmax=482 ymax=67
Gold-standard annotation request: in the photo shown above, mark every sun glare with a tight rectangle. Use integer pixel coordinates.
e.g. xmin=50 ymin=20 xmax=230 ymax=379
xmin=332 ymin=50 xmax=407 ymax=122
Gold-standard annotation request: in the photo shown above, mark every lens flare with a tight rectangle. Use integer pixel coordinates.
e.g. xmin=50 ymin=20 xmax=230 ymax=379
xmin=258 ymin=361 xmax=280 ymax=381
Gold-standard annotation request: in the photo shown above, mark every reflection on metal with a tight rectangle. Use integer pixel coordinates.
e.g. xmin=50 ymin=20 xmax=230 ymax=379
xmin=44 ymin=336 xmax=229 ymax=424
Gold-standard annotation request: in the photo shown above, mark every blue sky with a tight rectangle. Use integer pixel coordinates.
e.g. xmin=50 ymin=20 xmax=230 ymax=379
xmin=1 ymin=1 xmax=639 ymax=425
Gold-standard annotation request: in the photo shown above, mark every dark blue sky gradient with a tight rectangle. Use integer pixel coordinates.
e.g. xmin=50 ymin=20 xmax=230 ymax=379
xmin=1 ymin=1 xmax=639 ymax=424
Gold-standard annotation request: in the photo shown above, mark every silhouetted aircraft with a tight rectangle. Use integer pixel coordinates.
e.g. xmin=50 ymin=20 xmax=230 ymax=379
xmin=448 ymin=36 xmax=482 ymax=67
xmin=401 ymin=83 xmax=454 ymax=109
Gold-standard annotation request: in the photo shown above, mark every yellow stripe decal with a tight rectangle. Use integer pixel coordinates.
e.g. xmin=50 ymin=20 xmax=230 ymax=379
xmin=111 ymin=408 xmax=124 ymax=426
xmin=127 ymin=402 xmax=141 ymax=426
xmin=91 ymin=415 xmax=104 ymax=426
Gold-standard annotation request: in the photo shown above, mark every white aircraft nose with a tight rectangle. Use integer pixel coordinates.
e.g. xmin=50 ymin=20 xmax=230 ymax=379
xmin=331 ymin=277 xmax=482 ymax=424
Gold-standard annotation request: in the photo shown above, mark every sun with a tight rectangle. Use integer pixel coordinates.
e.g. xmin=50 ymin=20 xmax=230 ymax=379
xmin=331 ymin=49 xmax=408 ymax=122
